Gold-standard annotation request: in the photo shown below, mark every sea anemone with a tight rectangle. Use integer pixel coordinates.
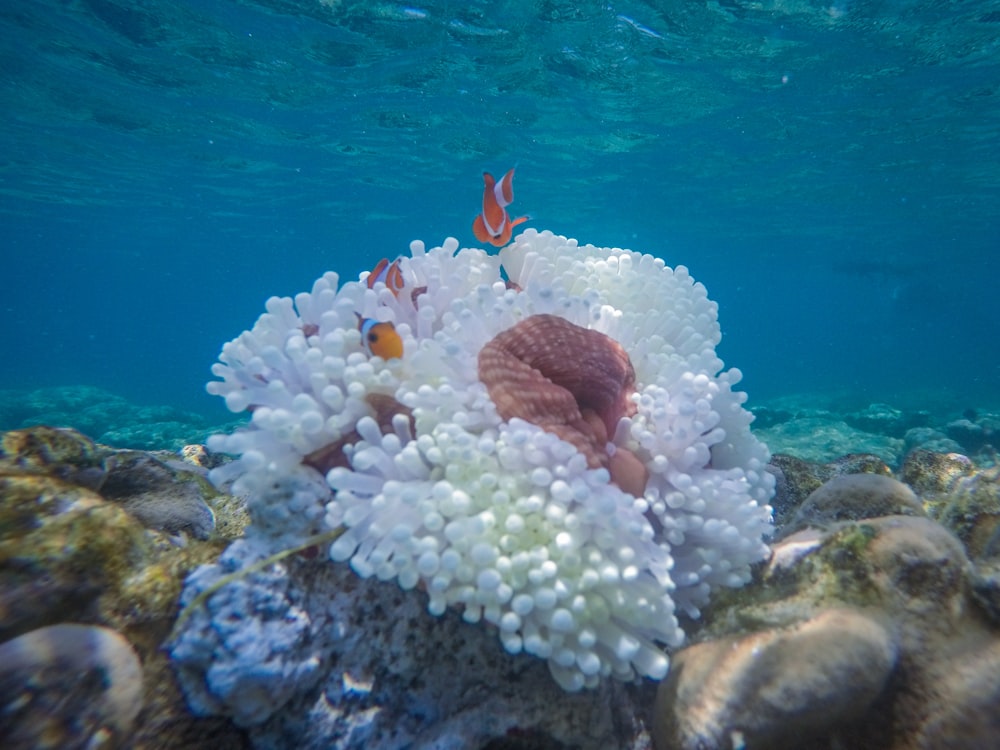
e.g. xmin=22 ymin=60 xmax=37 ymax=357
xmin=204 ymin=229 xmax=773 ymax=691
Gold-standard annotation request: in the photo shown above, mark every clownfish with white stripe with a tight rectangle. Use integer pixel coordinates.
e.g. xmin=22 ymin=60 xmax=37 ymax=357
xmin=357 ymin=257 xmax=405 ymax=360
xmin=357 ymin=315 xmax=403 ymax=360
xmin=472 ymin=168 xmax=530 ymax=247
xmin=367 ymin=257 xmax=405 ymax=296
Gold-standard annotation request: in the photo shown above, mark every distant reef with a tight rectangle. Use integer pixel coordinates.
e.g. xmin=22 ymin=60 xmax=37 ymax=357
xmin=0 ymin=385 xmax=245 ymax=451
xmin=752 ymin=394 xmax=999 ymax=467
xmin=1 ymin=384 xmax=995 ymax=469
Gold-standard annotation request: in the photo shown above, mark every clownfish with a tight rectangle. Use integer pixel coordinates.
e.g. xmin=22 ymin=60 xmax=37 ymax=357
xmin=367 ymin=257 xmax=405 ymax=296
xmin=358 ymin=315 xmax=403 ymax=360
xmin=357 ymin=258 xmax=405 ymax=359
xmin=472 ymin=168 xmax=530 ymax=247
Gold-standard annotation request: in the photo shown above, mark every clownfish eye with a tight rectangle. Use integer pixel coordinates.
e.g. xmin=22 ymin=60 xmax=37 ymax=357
xmin=368 ymin=332 xmax=379 ymax=343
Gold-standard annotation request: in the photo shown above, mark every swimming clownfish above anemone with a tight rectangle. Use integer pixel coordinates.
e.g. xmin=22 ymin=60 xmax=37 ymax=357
xmin=472 ymin=168 xmax=530 ymax=247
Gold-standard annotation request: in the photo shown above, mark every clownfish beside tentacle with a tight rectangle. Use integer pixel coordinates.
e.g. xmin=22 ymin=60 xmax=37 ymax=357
xmin=472 ymin=168 xmax=530 ymax=247
xmin=367 ymin=257 xmax=406 ymax=297
xmin=357 ymin=314 xmax=403 ymax=360
xmin=358 ymin=257 xmax=405 ymax=359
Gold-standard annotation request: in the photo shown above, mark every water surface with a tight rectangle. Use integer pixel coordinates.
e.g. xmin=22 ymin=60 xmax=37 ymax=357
xmin=2 ymin=0 xmax=998 ymax=417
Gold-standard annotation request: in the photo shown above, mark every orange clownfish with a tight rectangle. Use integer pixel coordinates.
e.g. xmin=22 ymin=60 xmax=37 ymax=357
xmin=367 ymin=257 xmax=405 ymax=297
xmin=358 ymin=315 xmax=403 ymax=360
xmin=472 ymin=168 xmax=530 ymax=247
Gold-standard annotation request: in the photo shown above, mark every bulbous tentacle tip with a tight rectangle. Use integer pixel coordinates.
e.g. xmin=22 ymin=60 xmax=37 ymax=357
xmin=608 ymin=446 xmax=650 ymax=498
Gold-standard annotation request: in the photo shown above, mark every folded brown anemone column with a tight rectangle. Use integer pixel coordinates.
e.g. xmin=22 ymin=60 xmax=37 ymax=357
xmin=478 ymin=313 xmax=649 ymax=497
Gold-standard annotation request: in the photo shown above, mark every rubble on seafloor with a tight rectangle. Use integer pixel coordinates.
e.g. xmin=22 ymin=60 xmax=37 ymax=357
xmin=0 ymin=418 xmax=998 ymax=749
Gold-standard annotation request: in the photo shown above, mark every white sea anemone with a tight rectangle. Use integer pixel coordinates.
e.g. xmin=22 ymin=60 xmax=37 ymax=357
xmin=205 ymin=229 xmax=774 ymax=691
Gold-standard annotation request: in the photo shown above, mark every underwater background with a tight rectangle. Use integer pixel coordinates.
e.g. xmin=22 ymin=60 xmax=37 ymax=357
xmin=2 ymin=0 xmax=999 ymax=436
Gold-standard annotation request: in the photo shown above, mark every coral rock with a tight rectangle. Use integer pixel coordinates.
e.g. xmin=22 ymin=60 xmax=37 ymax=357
xmin=864 ymin=515 xmax=970 ymax=620
xmin=653 ymin=608 xmax=897 ymax=750
xmin=902 ymin=427 xmax=963 ymax=455
xmin=669 ymin=509 xmax=1000 ymax=750
xmin=101 ymin=450 xmax=216 ymax=540
xmin=768 ymin=452 xmax=892 ymax=527
xmin=789 ymin=473 xmax=924 ymax=531
xmin=0 ymin=623 xmax=144 ymax=749
xmin=908 ymin=636 xmax=1000 ymax=750
xmin=170 ymin=547 xmax=656 ymax=748
xmin=945 ymin=417 xmax=998 ymax=453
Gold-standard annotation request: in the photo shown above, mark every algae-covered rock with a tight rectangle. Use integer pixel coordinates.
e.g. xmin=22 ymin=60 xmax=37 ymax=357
xmin=0 ymin=426 xmax=250 ymax=749
xmin=863 ymin=515 xmax=970 ymax=622
xmin=655 ymin=497 xmax=1000 ymax=750
xmin=0 ymin=425 xmax=110 ymax=490
xmin=0 ymin=436 xmax=239 ymax=638
xmin=0 ymin=426 xmax=231 ymax=542
xmin=769 ymin=453 xmax=892 ymax=527
xmin=898 ymin=449 xmax=976 ymax=497
xmin=0 ymin=470 xmax=148 ymax=641
xmin=922 ymin=466 xmax=1000 ymax=562
xmin=970 ymin=558 xmax=1000 ymax=625
xmin=788 ymin=473 xmax=924 ymax=531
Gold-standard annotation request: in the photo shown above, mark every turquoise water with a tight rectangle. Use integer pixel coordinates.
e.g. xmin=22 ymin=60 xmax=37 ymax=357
xmin=2 ymin=0 xmax=999 ymax=420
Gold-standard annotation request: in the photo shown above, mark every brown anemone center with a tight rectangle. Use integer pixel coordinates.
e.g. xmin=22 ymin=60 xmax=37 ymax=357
xmin=478 ymin=314 xmax=648 ymax=496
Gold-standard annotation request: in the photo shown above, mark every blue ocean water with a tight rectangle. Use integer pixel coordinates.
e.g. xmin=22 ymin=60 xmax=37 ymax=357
xmin=2 ymin=0 xmax=998 ymax=423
